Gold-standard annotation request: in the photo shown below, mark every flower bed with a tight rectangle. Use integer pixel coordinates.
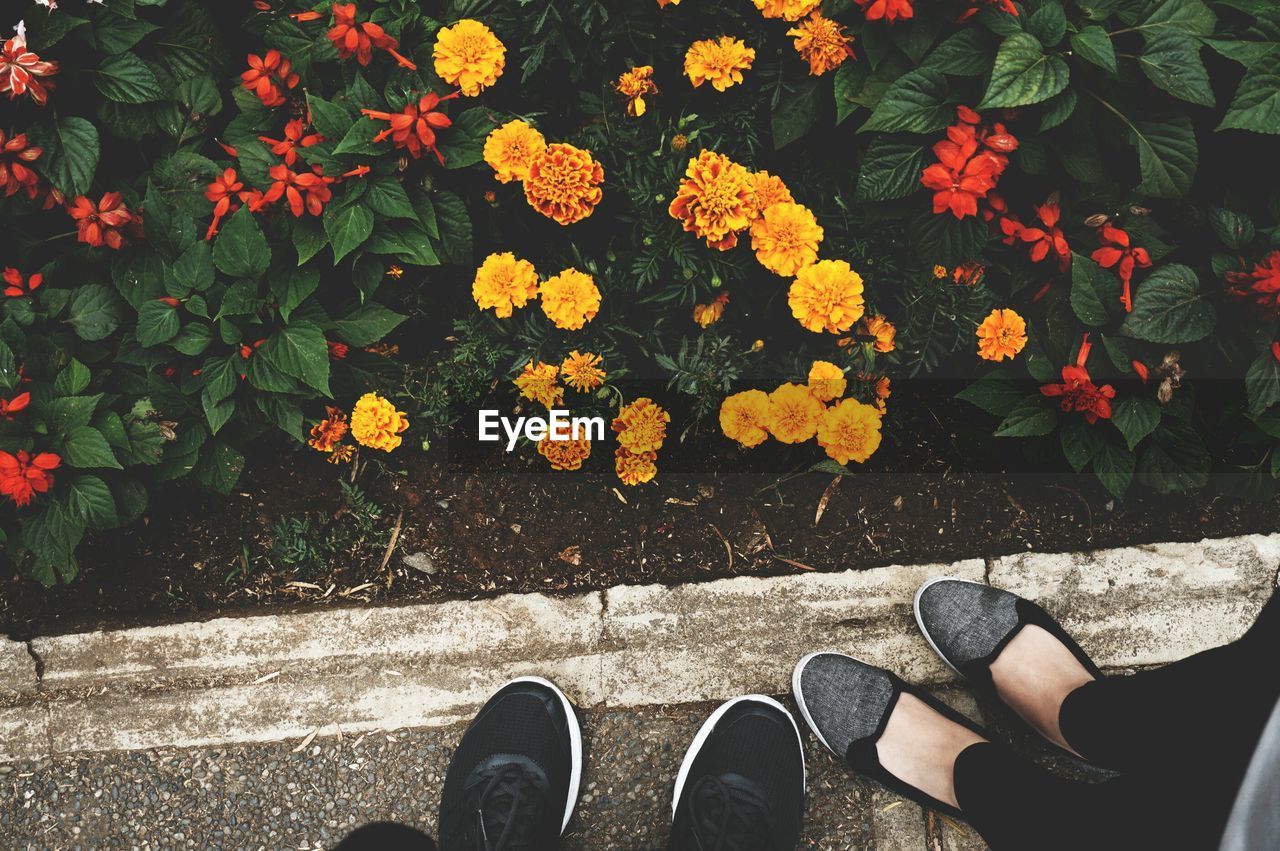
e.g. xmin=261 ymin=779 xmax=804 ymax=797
xmin=2 ymin=0 xmax=1279 ymax=589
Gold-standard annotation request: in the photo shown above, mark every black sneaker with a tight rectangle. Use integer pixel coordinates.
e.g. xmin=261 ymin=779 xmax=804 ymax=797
xmin=669 ymin=695 xmax=806 ymax=851
xmin=438 ymin=676 xmax=582 ymax=850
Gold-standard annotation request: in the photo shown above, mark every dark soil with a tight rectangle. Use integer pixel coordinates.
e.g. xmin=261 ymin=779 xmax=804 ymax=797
xmin=3 ymin=380 xmax=1277 ymax=638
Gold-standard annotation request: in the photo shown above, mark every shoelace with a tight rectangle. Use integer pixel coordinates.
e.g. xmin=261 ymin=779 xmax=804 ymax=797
xmin=684 ymin=774 xmax=777 ymax=851
xmin=468 ymin=761 xmax=547 ymax=851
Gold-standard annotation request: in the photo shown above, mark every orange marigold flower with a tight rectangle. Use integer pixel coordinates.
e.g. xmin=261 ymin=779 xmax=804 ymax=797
xmin=1 ymin=24 xmax=58 ymax=106
xmin=538 ymin=433 xmax=592 ymax=471
xmin=523 ymin=143 xmax=605 ymax=225
xmin=308 ymin=406 xmax=350 ymax=453
xmin=952 ymin=260 xmax=985 ymax=287
xmin=2 ymin=267 xmax=41 ymax=297
xmin=361 ymin=91 xmax=458 ymax=164
xmin=767 ymin=382 xmax=824 ymax=444
xmin=540 ymin=268 xmax=601 ymax=330
xmin=259 ymin=118 xmax=324 ymax=167
xmin=1226 ymin=250 xmax=1280 ymax=321
xmin=328 ymin=3 xmax=417 ymax=69
xmin=817 ymin=399 xmax=882 ymax=465
xmin=262 ymin=163 xmax=334 ymax=217
xmin=0 ymin=391 xmax=30 ymax=419
xmin=0 ymin=449 xmax=60 ymax=508
xmin=753 ymin=0 xmax=821 ymax=20
xmin=241 ymin=50 xmax=299 ymax=108
xmin=975 ymin=308 xmax=1027 ymax=362
xmin=719 ymin=389 xmax=772 ymax=447
xmin=472 ymin=252 xmax=539 ymax=318
xmin=684 ymin=36 xmax=755 ymax=92
xmin=748 ymin=171 xmax=794 ymax=216
xmin=433 ymin=19 xmax=505 ymax=97
xmin=933 ymin=265 xmax=948 ymax=279
xmin=483 ymin=119 xmax=546 ymax=184
xmin=1040 ymin=334 xmax=1115 ymax=424
xmin=788 ymin=259 xmax=865 ymax=334
xmin=749 ymin=201 xmax=823 ymax=276
xmin=615 ymin=65 xmax=659 ymax=117
xmin=350 ymin=392 xmax=410 ymax=452
xmin=693 ymin=291 xmax=730 ymax=328
xmin=855 ymin=0 xmax=914 ymax=23
xmin=612 ymin=397 xmax=669 ymax=454
xmin=0 ymin=129 xmax=43 ymax=201
xmin=787 ymin=12 xmax=856 ymax=75
xmin=67 ymin=192 xmax=135 ymax=249
xmin=560 ymin=351 xmax=606 ymax=392
xmin=615 ymin=447 xmax=658 ymax=486
xmin=1091 ymin=225 xmax=1151 ymax=313
xmin=657 ymin=0 xmax=682 ymax=7
xmin=863 ymin=315 xmax=896 ymax=353
xmin=515 ymin=359 xmax=563 ymax=408
xmin=807 ymin=360 xmax=847 ymax=402
xmin=328 ymin=444 xmax=357 ymax=464
xmin=668 ymin=150 xmax=754 ymax=251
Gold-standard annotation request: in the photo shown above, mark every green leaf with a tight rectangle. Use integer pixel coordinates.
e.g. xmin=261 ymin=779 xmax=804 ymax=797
xmin=1027 ymin=2 xmax=1067 ymax=46
xmin=1039 ymin=88 xmax=1078 ymax=132
xmin=1135 ymin=421 xmax=1211 ymax=493
xmin=54 ymin=359 xmax=91 ymax=395
xmin=1139 ymin=33 xmax=1214 ymax=106
xmin=324 ymin=205 xmax=374 ymax=264
xmin=1130 ymin=111 xmax=1198 ymax=198
xmin=432 ymin=191 xmax=473 ymax=265
xmin=332 ymin=302 xmax=407 ymax=346
xmin=1120 ymin=264 xmax=1216 ymax=343
xmin=213 ymin=206 xmax=272 ymax=279
xmin=773 ymin=77 xmax=822 ymax=149
xmin=1092 ymin=442 xmax=1135 ymax=499
xmin=862 ymin=69 xmax=954 ymax=134
xmin=136 ymin=300 xmax=181 ymax=346
xmin=193 ymin=441 xmax=245 ymax=495
xmin=306 ymin=93 xmax=354 ymax=140
xmin=271 ymin=262 xmax=320 ymax=322
xmin=364 ymin=177 xmax=417 ymax=219
xmin=63 ymin=426 xmax=123 ymax=469
xmin=1069 ymin=252 xmax=1122 ymax=326
xmin=46 ymin=395 xmax=102 ymax=433
xmin=171 ymin=321 xmax=214 ymax=355
xmin=1070 ymin=26 xmax=1117 ymax=73
xmin=64 ymin=475 xmax=118 ymax=528
xmin=24 ymin=12 xmax=89 ymax=50
xmin=333 ymin=120 xmax=390 ymax=156
xmin=1111 ymin=396 xmax=1161 ymax=450
xmin=1218 ymin=52 xmax=1280 ymax=134
xmin=1209 ymin=208 xmax=1255 ymax=250
xmin=94 ymin=52 xmax=166 ymax=103
xmin=258 ymin=321 xmax=331 ymax=396
xmin=921 ymin=28 xmax=992 ymax=76
xmin=67 ymin=285 xmax=126 ymax=341
xmin=979 ymin=32 xmax=1070 ymax=109
xmin=1138 ymin=0 xmax=1216 ymax=38
xmin=833 ymin=62 xmax=870 ymax=124
xmin=165 ymin=241 xmax=215 ymax=297
xmin=910 ymin=211 xmax=989 ymax=267
xmin=293 ymin=217 xmax=328 ymax=265
xmin=29 ymin=116 xmax=100 ymax=197
xmin=95 ymin=16 xmax=160 ymax=54
xmin=1246 ymin=350 xmax=1280 ymax=415
xmin=994 ymin=395 xmax=1058 ymax=437
xmin=445 ymin=108 xmax=500 ymax=168
xmin=856 ymin=140 xmax=928 ymax=202
xmin=202 ymin=392 xmax=235 ymax=436
xmin=1060 ymin=416 xmax=1104 ymax=472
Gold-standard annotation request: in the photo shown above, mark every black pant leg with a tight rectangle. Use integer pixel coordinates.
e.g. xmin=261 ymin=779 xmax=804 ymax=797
xmin=335 ymin=822 xmax=438 ymax=850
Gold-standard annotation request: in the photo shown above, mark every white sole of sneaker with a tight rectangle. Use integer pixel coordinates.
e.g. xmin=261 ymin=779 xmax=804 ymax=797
xmin=791 ymin=651 xmax=879 ymax=757
xmin=669 ymin=693 xmax=806 ymax=819
xmin=504 ymin=675 xmax=583 ymax=834
xmin=912 ymin=575 xmax=981 ymax=675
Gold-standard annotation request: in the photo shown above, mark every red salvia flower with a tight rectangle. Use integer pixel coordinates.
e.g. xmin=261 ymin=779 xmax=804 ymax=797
xmin=341 ymin=164 xmax=371 ymax=179
xmin=328 ymin=3 xmax=418 ymax=69
xmin=1225 ymin=250 xmax=1280 ymax=321
xmin=241 ymin=50 xmax=299 ymax=108
xmin=0 ymin=129 xmax=43 ymax=200
xmin=0 ymin=391 xmax=30 ymax=419
xmin=920 ymin=107 xmax=1016 ymax=220
xmin=855 ymin=0 xmax=914 ymax=23
xmin=67 ymin=192 xmax=136 ymax=249
xmin=1040 ymin=334 xmax=1116 ymax=424
xmin=1018 ymin=199 xmax=1071 ymax=270
xmin=1273 ymin=342 xmax=1280 ymax=363
xmin=956 ymin=0 xmax=1018 ymax=23
xmin=2 ymin=266 xmax=41 ymax=297
xmin=291 ymin=10 xmax=324 ymax=21
xmin=0 ymin=23 xmax=59 ymax=106
xmin=1132 ymin=360 xmax=1150 ymax=383
xmin=327 ymin=340 xmax=349 ymax=359
xmin=262 ymin=164 xmax=334 ymax=217
xmin=0 ymin=449 xmax=61 ymax=508
xmin=360 ymin=91 xmax=457 ymax=163
xmin=204 ymin=167 xmax=254 ymax=240
xmin=1091 ymin=225 xmax=1151 ymax=313
xmin=259 ymin=118 xmax=324 ymax=167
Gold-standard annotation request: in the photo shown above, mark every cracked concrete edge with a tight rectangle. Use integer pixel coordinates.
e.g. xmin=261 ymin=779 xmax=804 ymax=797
xmin=2 ymin=533 xmax=1277 ymax=763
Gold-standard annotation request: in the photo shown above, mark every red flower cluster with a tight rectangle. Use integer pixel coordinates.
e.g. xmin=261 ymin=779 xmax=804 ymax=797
xmin=327 ymin=340 xmax=349 ymax=359
xmin=241 ymin=50 xmax=299 ymax=108
xmin=1091 ymin=225 xmax=1151 ymax=312
xmin=67 ymin=192 xmax=138 ymax=249
xmin=920 ymin=106 xmax=1017 ymax=219
xmin=0 ymin=129 xmax=43 ymax=201
xmin=259 ymin=119 xmax=324 ymax=167
xmin=262 ymin=164 xmax=334 ymax=217
xmin=0 ymin=449 xmax=60 ymax=508
xmin=1000 ymin=198 xmax=1070 ymax=271
xmin=1040 ymin=334 xmax=1116 ymax=424
xmin=0 ymin=24 xmax=58 ymax=106
xmin=204 ymin=167 xmax=266 ymax=240
xmin=2 ymin=266 xmax=41 ymax=297
xmin=956 ymin=0 xmax=1018 ymax=23
xmin=855 ymin=0 xmax=914 ymax=23
xmin=0 ymin=391 xmax=30 ymax=419
xmin=328 ymin=3 xmax=417 ymax=69
xmin=1225 ymin=250 xmax=1280 ymax=321
xmin=361 ymin=91 xmax=457 ymax=163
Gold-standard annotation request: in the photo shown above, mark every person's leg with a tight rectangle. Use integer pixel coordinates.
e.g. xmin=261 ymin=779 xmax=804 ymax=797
xmin=335 ymin=822 xmax=437 ymax=850
xmin=1218 ymin=696 xmax=1280 ymax=851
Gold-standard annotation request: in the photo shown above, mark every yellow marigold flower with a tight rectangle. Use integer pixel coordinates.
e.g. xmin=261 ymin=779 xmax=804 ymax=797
xmin=615 ymin=447 xmax=658 ymax=486
xmin=483 ymin=119 xmax=546 ymax=184
xmin=750 ymin=201 xmax=823 ymax=277
xmin=671 ymin=133 xmax=689 ymax=152
xmin=767 ymin=382 xmax=824 ymax=444
xmin=538 ymin=434 xmax=592 ymax=471
xmin=433 ymin=19 xmax=505 ymax=97
xmin=753 ymin=0 xmax=821 ymax=20
xmin=817 ymin=398 xmax=882 ymax=465
xmin=612 ymin=397 xmax=669 ymax=454
xmin=807 ymin=360 xmax=846 ymax=403
xmin=523 ymin=142 xmax=605 ymax=226
xmin=693 ymin=291 xmax=730 ymax=328
xmin=308 ymin=406 xmax=349 ymax=453
xmin=472 ymin=252 xmax=539 ymax=318
xmin=864 ymin=315 xmax=896 ymax=353
xmin=668 ymin=150 xmax=754 ymax=251
xmin=657 ymin=0 xmax=681 ymax=6
xmin=976 ymin=308 xmax=1027 ymax=362
xmin=748 ymin=171 xmax=794 ymax=217
xmin=540 ymin=268 xmax=601 ymax=330
xmin=614 ymin=65 xmax=659 ymax=117
xmin=787 ymin=12 xmax=855 ymax=75
xmin=350 ymin=392 xmax=410 ymax=452
xmin=933 ymin=264 xmax=948 ymax=279
xmin=788 ymin=259 xmax=865 ymax=334
xmin=719 ymin=389 xmax=772 ymax=448
xmin=328 ymin=444 xmax=356 ymax=464
xmin=684 ymin=36 xmax=755 ymax=93
xmin=514 ymin=359 xmax=563 ymax=408
xmin=561 ymin=350 xmax=606 ymax=391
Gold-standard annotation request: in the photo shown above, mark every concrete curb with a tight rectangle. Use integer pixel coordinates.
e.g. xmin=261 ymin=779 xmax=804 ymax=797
xmin=2 ymin=534 xmax=1277 ymax=762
